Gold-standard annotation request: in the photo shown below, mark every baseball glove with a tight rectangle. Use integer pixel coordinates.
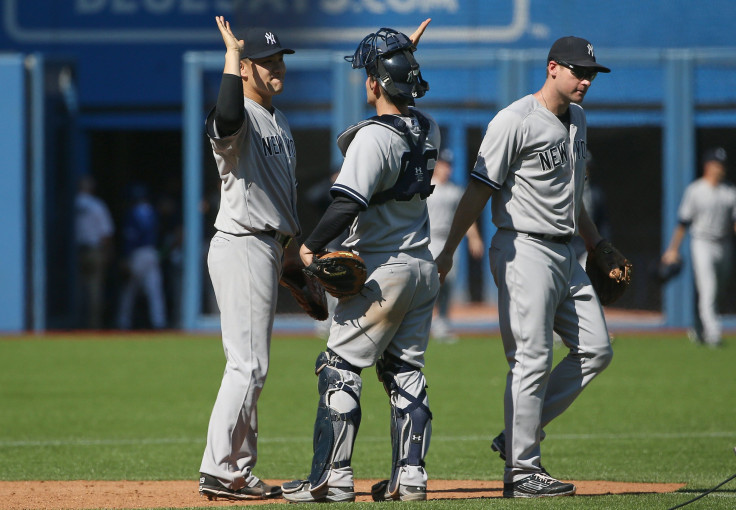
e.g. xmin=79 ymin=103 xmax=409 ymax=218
xmin=654 ymin=259 xmax=682 ymax=284
xmin=586 ymin=239 xmax=633 ymax=306
xmin=280 ymin=264 xmax=329 ymax=321
xmin=303 ymin=251 xmax=367 ymax=298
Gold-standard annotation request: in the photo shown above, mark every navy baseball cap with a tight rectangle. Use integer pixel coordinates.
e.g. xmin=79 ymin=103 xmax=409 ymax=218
xmin=239 ymin=27 xmax=294 ymax=59
xmin=702 ymin=146 xmax=728 ymax=165
xmin=548 ymin=36 xmax=610 ymax=73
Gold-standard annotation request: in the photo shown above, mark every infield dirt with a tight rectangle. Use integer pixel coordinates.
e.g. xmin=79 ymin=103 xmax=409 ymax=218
xmin=0 ymin=479 xmax=686 ymax=509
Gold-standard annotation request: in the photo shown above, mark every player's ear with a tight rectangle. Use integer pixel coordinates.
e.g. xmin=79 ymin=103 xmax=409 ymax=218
xmin=548 ymin=60 xmax=559 ymax=78
xmin=240 ymin=58 xmax=249 ymax=80
xmin=367 ymin=76 xmax=381 ymax=96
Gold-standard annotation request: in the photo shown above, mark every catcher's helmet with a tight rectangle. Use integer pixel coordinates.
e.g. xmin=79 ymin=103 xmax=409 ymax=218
xmin=345 ymin=27 xmax=429 ymax=100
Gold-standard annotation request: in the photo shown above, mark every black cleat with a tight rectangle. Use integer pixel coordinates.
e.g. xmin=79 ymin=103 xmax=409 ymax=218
xmin=503 ymin=473 xmax=576 ymax=498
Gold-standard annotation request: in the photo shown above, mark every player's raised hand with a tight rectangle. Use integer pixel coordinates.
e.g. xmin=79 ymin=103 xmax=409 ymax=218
xmin=215 ymin=16 xmax=244 ymax=54
xmin=409 ymin=18 xmax=431 ymax=46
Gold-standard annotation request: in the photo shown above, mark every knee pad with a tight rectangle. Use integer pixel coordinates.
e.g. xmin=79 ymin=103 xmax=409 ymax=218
xmin=376 ymin=355 xmax=432 ymax=494
xmin=308 ymin=351 xmax=363 ymax=489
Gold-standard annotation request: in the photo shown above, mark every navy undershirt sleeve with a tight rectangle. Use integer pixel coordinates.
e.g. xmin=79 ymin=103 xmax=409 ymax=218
xmin=304 ymin=196 xmax=361 ymax=253
xmin=214 ymin=74 xmax=244 ymax=137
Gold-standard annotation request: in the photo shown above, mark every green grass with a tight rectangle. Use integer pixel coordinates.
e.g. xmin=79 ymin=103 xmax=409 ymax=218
xmin=1 ymin=332 xmax=735 ymax=509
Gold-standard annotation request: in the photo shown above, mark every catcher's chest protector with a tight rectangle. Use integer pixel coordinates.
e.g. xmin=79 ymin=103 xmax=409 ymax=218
xmin=337 ymin=111 xmax=437 ymax=205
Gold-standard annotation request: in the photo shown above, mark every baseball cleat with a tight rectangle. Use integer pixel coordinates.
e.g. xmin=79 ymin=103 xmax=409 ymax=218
xmin=687 ymin=328 xmax=705 ymax=345
xmin=503 ymin=473 xmax=576 ymax=498
xmin=371 ymin=479 xmax=427 ymax=501
xmin=491 ymin=431 xmax=506 ymax=460
xmin=281 ymin=479 xmax=355 ymax=503
xmin=198 ymin=473 xmax=282 ymax=500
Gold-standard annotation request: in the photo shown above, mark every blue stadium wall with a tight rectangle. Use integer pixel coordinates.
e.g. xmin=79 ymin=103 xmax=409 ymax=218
xmin=0 ymin=1 xmax=734 ymax=108
xmin=1 ymin=0 xmax=736 ymax=332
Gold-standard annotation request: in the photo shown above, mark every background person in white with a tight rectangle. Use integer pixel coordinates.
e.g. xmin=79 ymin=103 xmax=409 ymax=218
xmin=74 ymin=175 xmax=114 ymax=329
xmin=662 ymin=147 xmax=736 ymax=347
xmin=426 ymin=149 xmax=484 ymax=342
xmin=436 ymin=36 xmax=623 ymax=498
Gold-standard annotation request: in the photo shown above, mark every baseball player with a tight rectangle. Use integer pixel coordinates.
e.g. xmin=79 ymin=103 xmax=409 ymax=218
xmin=662 ymin=147 xmax=736 ymax=347
xmin=436 ymin=36 xmax=622 ymax=498
xmin=281 ymin=21 xmax=440 ymax=503
xmin=197 ymin=16 xmax=298 ymax=500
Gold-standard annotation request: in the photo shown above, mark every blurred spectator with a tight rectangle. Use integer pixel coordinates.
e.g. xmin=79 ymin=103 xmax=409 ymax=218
xmin=74 ymin=175 xmax=114 ymax=329
xmin=116 ymin=183 xmax=167 ymax=330
xmin=427 ymin=149 xmax=484 ymax=342
xmin=157 ymin=177 xmax=183 ymax=328
xmin=662 ymin=147 xmax=736 ymax=347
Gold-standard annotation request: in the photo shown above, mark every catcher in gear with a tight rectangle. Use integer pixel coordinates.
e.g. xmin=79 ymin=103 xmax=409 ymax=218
xmin=586 ymin=239 xmax=633 ymax=305
xmin=282 ymin=20 xmax=440 ymax=504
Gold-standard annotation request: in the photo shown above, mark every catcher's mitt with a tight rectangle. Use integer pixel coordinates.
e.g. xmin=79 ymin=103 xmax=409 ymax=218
xmin=280 ymin=264 xmax=329 ymax=321
xmin=303 ymin=251 xmax=367 ymax=298
xmin=586 ymin=239 xmax=633 ymax=306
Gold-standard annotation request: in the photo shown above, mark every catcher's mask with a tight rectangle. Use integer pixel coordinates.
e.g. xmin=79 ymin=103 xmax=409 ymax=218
xmin=345 ymin=27 xmax=429 ymax=100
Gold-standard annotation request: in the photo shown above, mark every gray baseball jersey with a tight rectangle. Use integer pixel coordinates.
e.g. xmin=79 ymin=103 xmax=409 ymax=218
xmin=325 ymin=108 xmax=441 ymax=369
xmin=332 ymin=111 xmax=440 ymax=254
xmin=207 ymin=97 xmax=300 ymax=238
xmin=472 ymin=94 xmax=588 ymax=237
xmin=474 ymin=94 xmax=612 ymax=485
xmin=678 ymin=178 xmax=736 ymax=241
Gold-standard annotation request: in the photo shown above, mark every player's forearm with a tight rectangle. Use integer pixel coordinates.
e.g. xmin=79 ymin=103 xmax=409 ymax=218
xmin=214 ymin=74 xmax=245 ymax=136
xmin=223 ymin=48 xmax=241 ymax=76
xmin=578 ymin=204 xmax=603 ymax=252
xmin=666 ymin=224 xmax=687 ymax=254
xmin=304 ymin=197 xmax=361 ymax=254
xmin=441 ymin=179 xmax=492 ymax=256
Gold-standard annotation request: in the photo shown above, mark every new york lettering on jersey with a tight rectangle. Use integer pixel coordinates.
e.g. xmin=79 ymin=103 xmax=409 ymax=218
xmin=261 ymin=134 xmax=296 ymax=157
xmin=538 ymin=141 xmax=568 ymax=170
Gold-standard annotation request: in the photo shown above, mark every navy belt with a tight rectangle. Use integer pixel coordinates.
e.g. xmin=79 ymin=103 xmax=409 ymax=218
xmin=503 ymin=228 xmax=573 ymax=244
xmin=263 ymin=230 xmax=292 ymax=248
xmin=525 ymin=232 xmax=573 ymax=244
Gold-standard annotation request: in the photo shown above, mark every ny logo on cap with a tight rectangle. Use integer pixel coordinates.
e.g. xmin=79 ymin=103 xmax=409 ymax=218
xmin=265 ymin=32 xmax=276 ymax=45
xmin=587 ymin=43 xmax=594 ymax=57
